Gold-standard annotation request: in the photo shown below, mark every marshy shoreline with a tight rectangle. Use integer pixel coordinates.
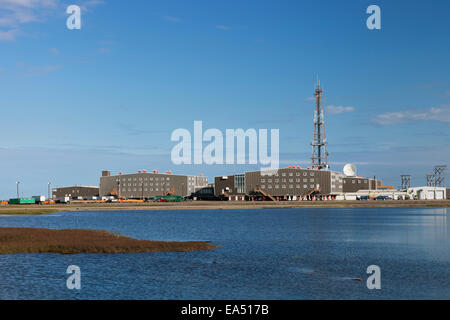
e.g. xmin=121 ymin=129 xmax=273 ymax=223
xmin=0 ymin=227 xmax=218 ymax=254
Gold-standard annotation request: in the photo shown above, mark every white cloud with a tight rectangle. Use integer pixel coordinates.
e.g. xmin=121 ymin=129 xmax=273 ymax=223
xmin=326 ymin=105 xmax=355 ymax=115
xmin=0 ymin=0 xmax=58 ymax=40
xmin=0 ymin=28 xmax=19 ymax=40
xmin=216 ymin=25 xmax=231 ymax=30
xmin=372 ymin=105 xmax=450 ymax=125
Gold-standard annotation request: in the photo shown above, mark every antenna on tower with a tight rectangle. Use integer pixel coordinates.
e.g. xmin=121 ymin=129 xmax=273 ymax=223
xmin=311 ymin=77 xmax=329 ymax=170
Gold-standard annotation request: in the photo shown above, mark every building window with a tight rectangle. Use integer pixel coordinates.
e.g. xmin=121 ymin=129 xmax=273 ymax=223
xmin=352 ymin=180 xmax=355 ymax=184
xmin=282 ymin=173 xmax=286 ymax=176
xmin=303 ymin=185 xmax=307 ymax=188
xmin=310 ymin=185 xmax=314 ymax=188
xmin=310 ymin=172 xmax=314 ymax=176
xmin=296 ymin=185 xmax=300 ymax=188
xmin=261 ymin=179 xmax=265 ymax=183
xmin=261 ymin=185 xmax=266 ymax=189
xmin=275 ymin=185 xmax=279 ymax=189
xmin=289 ymin=185 xmax=294 ymax=188
xmin=296 ymin=173 xmax=300 ymax=176
xmin=282 ymin=185 xmax=286 ymax=188
xmin=310 ymin=179 xmax=314 ymax=182
xmin=289 ymin=173 xmax=293 ymax=176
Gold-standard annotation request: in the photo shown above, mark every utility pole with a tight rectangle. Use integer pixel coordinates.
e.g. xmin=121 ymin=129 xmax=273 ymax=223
xmin=16 ymin=181 xmax=20 ymax=199
xmin=311 ymin=79 xmax=329 ymax=170
xmin=48 ymin=182 xmax=51 ymax=201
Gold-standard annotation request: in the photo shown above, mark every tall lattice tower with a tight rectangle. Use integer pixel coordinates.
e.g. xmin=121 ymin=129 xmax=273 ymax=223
xmin=400 ymin=175 xmax=411 ymax=190
xmin=311 ymin=79 xmax=329 ymax=170
xmin=434 ymin=165 xmax=447 ymax=187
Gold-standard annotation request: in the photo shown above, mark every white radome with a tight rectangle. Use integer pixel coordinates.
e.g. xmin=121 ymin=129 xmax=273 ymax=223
xmin=343 ymin=163 xmax=357 ymax=177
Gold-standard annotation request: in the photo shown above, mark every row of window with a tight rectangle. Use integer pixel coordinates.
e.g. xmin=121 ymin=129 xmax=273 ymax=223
xmin=261 ymin=184 xmax=318 ymax=189
xmin=124 ymin=188 xmax=172 ymax=192
xmin=123 ymin=182 xmax=169 ymax=187
xmin=343 ymin=180 xmax=368 ymax=184
xmin=261 ymin=172 xmax=316 ymax=178
xmin=261 ymin=178 xmax=315 ymax=183
xmin=119 ymin=177 xmax=171 ymax=182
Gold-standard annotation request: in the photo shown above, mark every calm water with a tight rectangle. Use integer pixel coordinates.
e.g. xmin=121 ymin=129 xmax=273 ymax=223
xmin=0 ymin=207 xmax=449 ymax=300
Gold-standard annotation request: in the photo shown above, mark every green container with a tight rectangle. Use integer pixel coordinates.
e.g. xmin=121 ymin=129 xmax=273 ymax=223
xmin=9 ymin=198 xmax=36 ymax=205
xmin=155 ymin=195 xmax=183 ymax=202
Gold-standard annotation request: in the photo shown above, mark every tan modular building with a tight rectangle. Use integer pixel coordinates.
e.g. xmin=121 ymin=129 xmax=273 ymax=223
xmin=99 ymin=170 xmax=208 ymax=198
xmin=214 ymin=168 xmax=361 ymax=199
xmin=342 ymin=177 xmax=380 ymax=193
xmin=52 ymin=185 xmax=99 ymax=200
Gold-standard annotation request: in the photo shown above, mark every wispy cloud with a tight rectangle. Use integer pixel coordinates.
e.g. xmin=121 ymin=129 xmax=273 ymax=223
xmin=416 ymin=82 xmax=449 ymax=89
xmin=304 ymin=96 xmax=314 ymax=102
xmin=98 ymin=47 xmax=111 ymax=54
xmin=163 ymin=15 xmax=180 ymax=23
xmin=16 ymin=62 xmax=61 ymax=77
xmin=0 ymin=0 xmax=58 ymax=25
xmin=119 ymin=123 xmax=166 ymax=136
xmin=0 ymin=28 xmax=19 ymax=40
xmin=216 ymin=25 xmax=231 ymax=30
xmin=372 ymin=104 xmax=450 ymax=125
xmin=326 ymin=105 xmax=355 ymax=115
xmin=80 ymin=0 xmax=106 ymax=12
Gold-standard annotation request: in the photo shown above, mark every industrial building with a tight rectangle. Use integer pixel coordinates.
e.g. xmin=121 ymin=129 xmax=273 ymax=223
xmin=215 ymin=167 xmax=380 ymax=201
xmin=52 ymin=185 xmax=100 ymax=200
xmin=99 ymin=170 xmax=208 ymax=199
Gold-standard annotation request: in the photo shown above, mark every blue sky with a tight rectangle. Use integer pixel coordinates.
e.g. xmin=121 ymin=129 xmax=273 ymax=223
xmin=0 ymin=0 xmax=449 ymax=198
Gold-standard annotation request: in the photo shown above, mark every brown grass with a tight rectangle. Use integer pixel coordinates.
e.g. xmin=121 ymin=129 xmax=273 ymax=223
xmin=0 ymin=228 xmax=218 ymax=254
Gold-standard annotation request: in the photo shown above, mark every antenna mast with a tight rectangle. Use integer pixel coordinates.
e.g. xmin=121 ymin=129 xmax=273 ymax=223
xmin=311 ymin=79 xmax=329 ymax=170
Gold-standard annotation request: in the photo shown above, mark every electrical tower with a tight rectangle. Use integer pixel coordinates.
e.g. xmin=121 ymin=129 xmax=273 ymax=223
xmin=434 ymin=165 xmax=447 ymax=187
xmin=400 ymin=175 xmax=411 ymax=190
xmin=426 ymin=174 xmax=435 ymax=187
xmin=311 ymin=79 xmax=329 ymax=170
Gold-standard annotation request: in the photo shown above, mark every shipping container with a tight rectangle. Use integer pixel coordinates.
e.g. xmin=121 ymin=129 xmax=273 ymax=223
xmin=9 ymin=198 xmax=36 ymax=205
